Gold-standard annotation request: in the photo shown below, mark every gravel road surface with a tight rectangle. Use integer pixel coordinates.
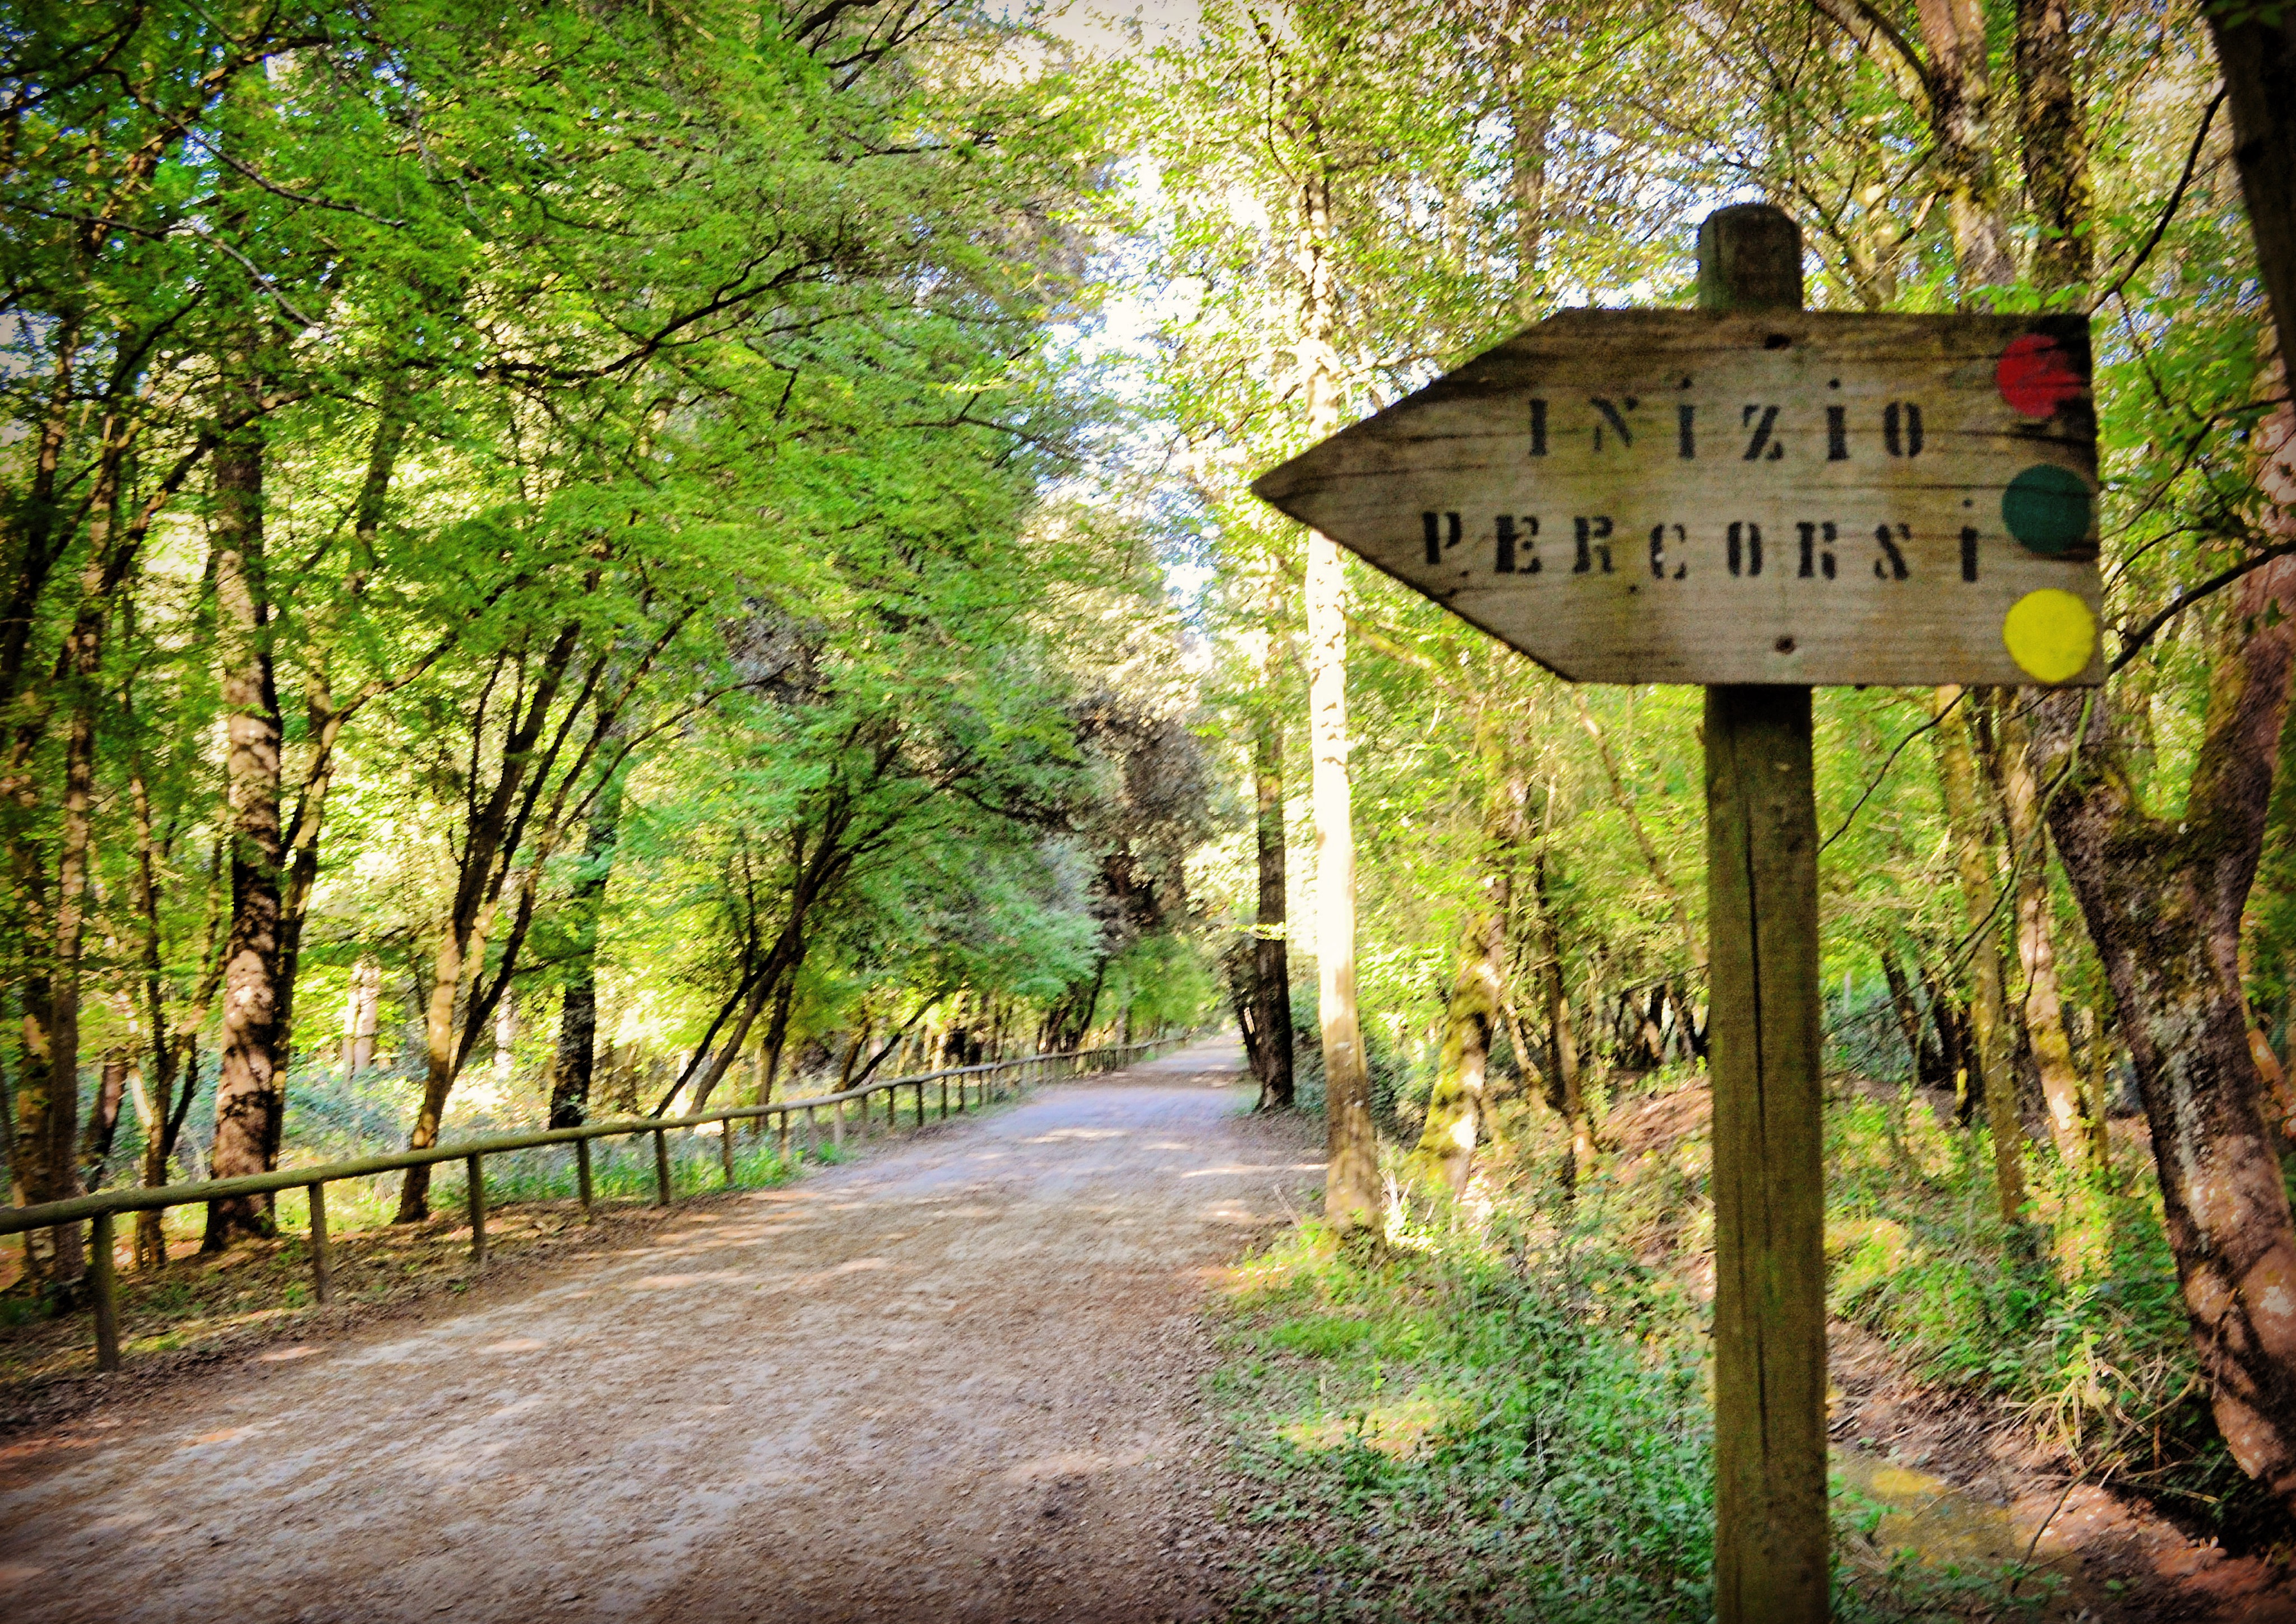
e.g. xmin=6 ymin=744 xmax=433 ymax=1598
xmin=0 ymin=1036 xmax=1318 ymax=1623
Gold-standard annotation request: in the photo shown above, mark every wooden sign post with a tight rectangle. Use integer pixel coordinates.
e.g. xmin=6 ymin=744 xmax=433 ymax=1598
xmin=1252 ymin=205 xmax=2101 ymax=1623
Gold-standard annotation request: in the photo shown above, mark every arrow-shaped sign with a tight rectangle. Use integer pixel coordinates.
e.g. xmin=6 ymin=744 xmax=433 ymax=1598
xmin=1252 ymin=308 xmax=2103 ymax=687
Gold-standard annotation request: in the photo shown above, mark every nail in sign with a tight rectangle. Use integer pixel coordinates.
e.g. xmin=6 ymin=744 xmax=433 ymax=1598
xmin=1251 ymin=309 xmax=2103 ymax=686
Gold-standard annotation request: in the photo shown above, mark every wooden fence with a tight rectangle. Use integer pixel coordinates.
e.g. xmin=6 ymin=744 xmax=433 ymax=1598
xmin=1 ymin=1034 xmax=1193 ymax=1374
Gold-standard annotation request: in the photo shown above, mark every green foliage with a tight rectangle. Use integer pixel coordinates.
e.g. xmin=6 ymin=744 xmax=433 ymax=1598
xmin=1823 ymin=1090 xmax=2270 ymax=1528
xmin=1216 ymin=1209 xmax=1715 ymax=1623
xmin=1214 ymin=1184 xmax=2057 ymax=1622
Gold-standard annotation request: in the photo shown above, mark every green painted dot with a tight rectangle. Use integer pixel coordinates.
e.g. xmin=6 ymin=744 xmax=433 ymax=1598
xmin=2002 ymin=465 xmax=2093 ymax=556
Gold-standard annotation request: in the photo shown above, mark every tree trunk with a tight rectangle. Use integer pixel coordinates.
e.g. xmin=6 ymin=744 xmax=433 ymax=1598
xmin=126 ymin=757 xmax=198 ymax=1268
xmin=2012 ymin=0 xmax=2093 ymax=292
xmin=756 ymin=973 xmax=798 ymax=1127
xmin=2030 ymin=517 xmax=2296 ymax=1510
xmin=545 ymin=779 xmax=619 ymax=1130
xmin=2207 ymin=8 xmax=2296 ymax=368
xmin=1529 ymin=845 xmax=1591 ymax=1186
xmin=1932 ymin=686 xmax=2025 ymax=1222
xmin=79 ymin=1050 xmax=127 ymax=1191
xmin=1880 ymin=944 xmax=1938 ymax=1085
xmin=397 ymin=625 xmax=582 ymax=1220
xmin=342 ymin=959 xmax=381 ymax=1077
xmin=1919 ymin=954 xmax=1972 ymax=1106
xmin=1505 ymin=0 xmax=1552 ymax=321
xmin=1915 ymin=0 xmax=2018 ymax=294
xmin=1297 ymin=153 xmax=1378 ymax=1236
xmin=12 ymin=425 xmax=140 ymax=1282
xmin=1251 ymin=611 xmax=1295 ymax=1107
xmin=204 ymin=343 xmax=285 ymax=1249
xmin=1410 ymin=715 xmax=1525 ymax=1191
xmin=1987 ymin=702 xmax=2091 ymax=1164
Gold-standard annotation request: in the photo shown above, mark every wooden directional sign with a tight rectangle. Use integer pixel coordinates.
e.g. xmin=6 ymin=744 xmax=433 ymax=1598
xmin=1252 ymin=309 xmax=2103 ymax=686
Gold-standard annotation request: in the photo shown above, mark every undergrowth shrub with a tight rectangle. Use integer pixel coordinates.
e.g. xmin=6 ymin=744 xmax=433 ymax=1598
xmin=1822 ymin=1087 xmax=2271 ymax=1537
xmin=1215 ymin=1116 xmax=2081 ymax=1621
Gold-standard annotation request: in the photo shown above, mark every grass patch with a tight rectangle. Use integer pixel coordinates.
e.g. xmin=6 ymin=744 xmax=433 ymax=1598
xmin=1212 ymin=1138 xmax=2063 ymax=1621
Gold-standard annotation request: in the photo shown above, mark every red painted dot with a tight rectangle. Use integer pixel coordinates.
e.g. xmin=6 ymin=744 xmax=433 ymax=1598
xmin=1997 ymin=333 xmax=2086 ymax=418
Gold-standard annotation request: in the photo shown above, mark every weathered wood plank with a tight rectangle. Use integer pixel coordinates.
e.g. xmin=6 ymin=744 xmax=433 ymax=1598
xmin=1252 ymin=309 xmax=2102 ymax=687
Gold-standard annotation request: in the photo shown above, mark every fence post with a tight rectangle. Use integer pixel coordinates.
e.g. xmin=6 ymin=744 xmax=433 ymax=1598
xmin=308 ymin=1182 xmax=332 ymax=1303
xmin=832 ymin=1101 xmax=844 ymax=1149
xmin=467 ymin=1155 xmax=488 ymax=1267
xmin=576 ymin=1136 xmax=595 ymax=1219
xmin=721 ymin=1118 xmax=737 ymax=1187
xmin=90 ymin=1210 xmax=119 ymax=1374
xmin=652 ymin=1128 xmax=672 ymax=1205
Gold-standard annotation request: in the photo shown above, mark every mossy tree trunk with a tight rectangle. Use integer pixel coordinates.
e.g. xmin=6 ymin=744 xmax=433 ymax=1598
xmin=1410 ymin=713 xmax=1526 ymax=1193
xmin=2029 ymin=467 xmax=2296 ymax=1513
xmin=1930 ymin=685 xmax=2025 ymax=1223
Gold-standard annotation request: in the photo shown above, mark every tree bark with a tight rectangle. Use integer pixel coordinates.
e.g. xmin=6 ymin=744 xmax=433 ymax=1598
xmin=1250 ymin=607 xmax=1295 ymax=1108
xmin=2012 ymin=0 xmax=2093 ymax=291
xmin=1914 ymin=0 xmax=2018 ymax=294
xmin=204 ymin=338 xmax=285 ymax=1249
xmin=547 ymin=777 xmax=621 ymax=1128
xmin=2208 ymin=8 xmax=2296 ymax=368
xmin=1295 ymin=149 xmax=1378 ymax=1236
xmin=1410 ymin=714 xmax=1525 ymax=1191
xmin=1987 ymin=700 xmax=2091 ymax=1164
xmin=1918 ymin=953 xmax=1972 ymax=1107
xmin=1880 ymin=943 xmax=1941 ymax=1086
xmin=2029 ymin=511 xmax=2296 ymax=1511
xmin=1505 ymin=0 xmax=1553 ymax=321
xmin=1932 ymin=686 xmax=2025 ymax=1222
xmin=79 ymin=1050 xmax=127 ymax=1191
xmin=397 ymin=624 xmax=582 ymax=1221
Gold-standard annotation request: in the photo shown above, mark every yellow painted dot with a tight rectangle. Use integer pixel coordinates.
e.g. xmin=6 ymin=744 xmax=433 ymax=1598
xmin=2002 ymin=589 xmax=2096 ymax=683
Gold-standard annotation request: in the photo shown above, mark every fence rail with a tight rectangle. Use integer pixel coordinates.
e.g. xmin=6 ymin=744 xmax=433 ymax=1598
xmin=4 ymin=1033 xmax=1193 ymax=1374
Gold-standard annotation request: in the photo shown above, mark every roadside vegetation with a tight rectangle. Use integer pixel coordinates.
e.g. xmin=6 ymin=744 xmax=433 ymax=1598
xmin=1214 ymin=1000 xmax=2273 ymax=1616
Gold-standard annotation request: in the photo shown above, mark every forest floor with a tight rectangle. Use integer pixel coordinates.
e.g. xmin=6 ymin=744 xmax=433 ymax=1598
xmin=0 ymin=1036 xmax=1322 ymax=1623
xmin=6 ymin=1041 xmax=2295 ymax=1621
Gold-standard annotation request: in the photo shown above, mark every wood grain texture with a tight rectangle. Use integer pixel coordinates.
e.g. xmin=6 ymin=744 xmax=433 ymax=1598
xmin=1705 ymin=685 xmax=1828 ymax=1622
xmin=1252 ymin=309 xmax=2101 ymax=686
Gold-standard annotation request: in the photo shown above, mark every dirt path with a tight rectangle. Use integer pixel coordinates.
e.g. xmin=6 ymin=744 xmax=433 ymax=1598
xmin=0 ymin=1038 xmax=1320 ymax=1624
